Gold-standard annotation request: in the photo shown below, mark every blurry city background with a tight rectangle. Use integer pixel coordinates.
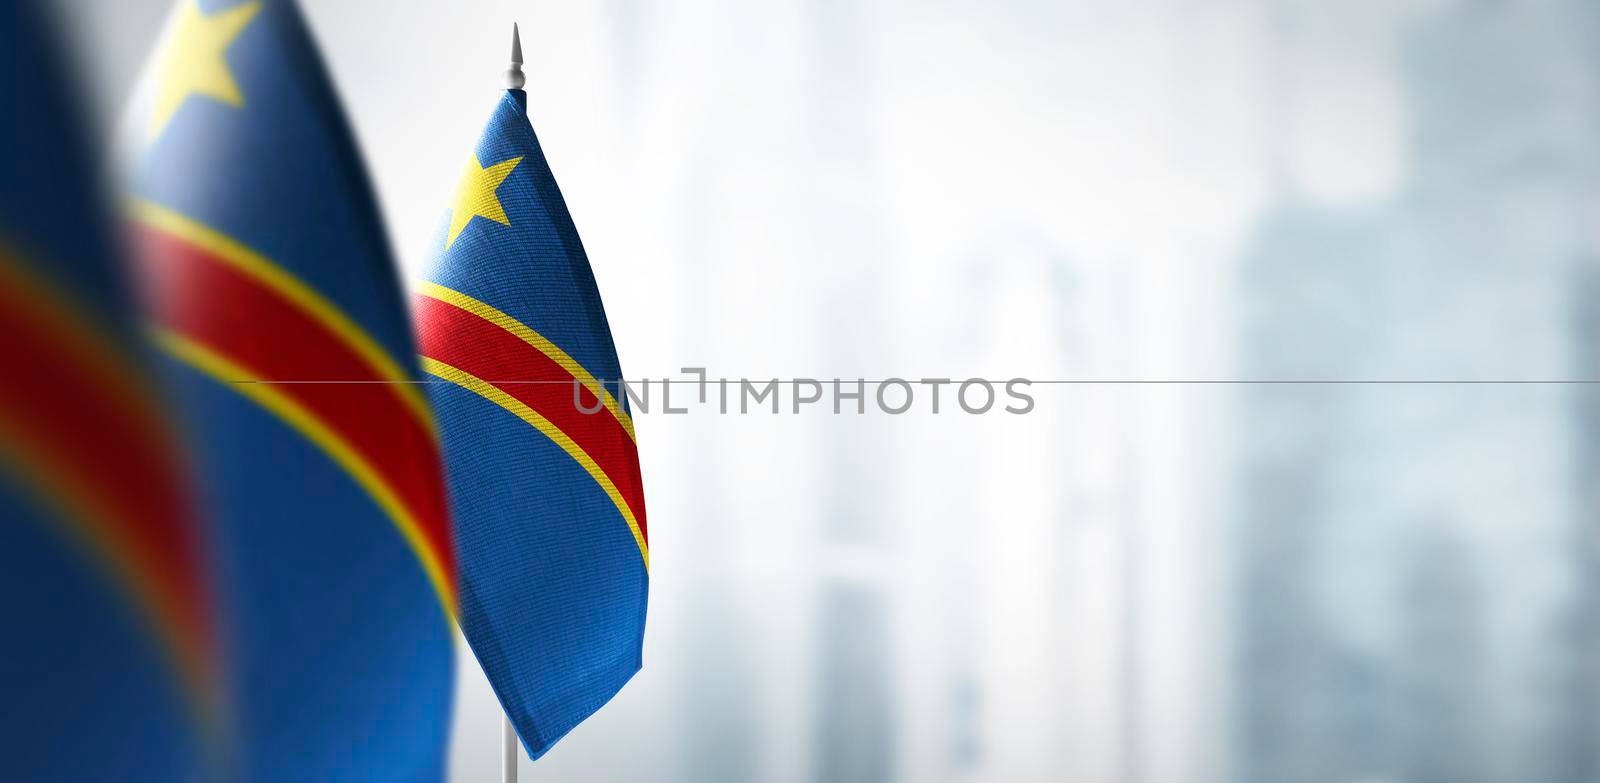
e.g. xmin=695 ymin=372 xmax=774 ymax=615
xmin=55 ymin=0 xmax=1600 ymax=780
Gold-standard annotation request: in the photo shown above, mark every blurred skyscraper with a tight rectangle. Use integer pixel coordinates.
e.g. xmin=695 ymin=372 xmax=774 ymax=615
xmin=1233 ymin=1 xmax=1600 ymax=782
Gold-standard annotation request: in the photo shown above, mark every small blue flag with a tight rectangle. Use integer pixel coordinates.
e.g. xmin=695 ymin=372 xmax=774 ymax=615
xmin=0 ymin=2 xmax=216 ymax=779
xmin=124 ymin=1 xmax=455 ymax=778
xmin=416 ymin=87 xmax=649 ymax=759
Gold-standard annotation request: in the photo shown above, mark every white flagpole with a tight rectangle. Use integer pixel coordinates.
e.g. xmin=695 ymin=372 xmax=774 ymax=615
xmin=499 ymin=25 xmax=526 ymax=783
xmin=505 ymin=23 xmax=526 ymax=91
xmin=502 ymin=712 xmax=519 ymax=783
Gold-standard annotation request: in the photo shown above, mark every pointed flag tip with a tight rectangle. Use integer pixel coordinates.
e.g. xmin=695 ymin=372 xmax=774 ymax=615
xmin=505 ymin=23 xmax=526 ymax=90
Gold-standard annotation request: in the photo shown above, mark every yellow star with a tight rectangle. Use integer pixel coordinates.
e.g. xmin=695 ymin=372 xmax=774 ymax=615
xmin=148 ymin=0 xmax=262 ymax=140
xmin=446 ymin=155 xmax=524 ymax=249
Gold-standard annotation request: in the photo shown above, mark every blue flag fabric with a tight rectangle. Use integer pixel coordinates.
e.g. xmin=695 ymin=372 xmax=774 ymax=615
xmin=0 ymin=2 xmax=215 ymax=779
xmin=124 ymin=1 xmax=455 ymax=778
xmin=415 ymin=89 xmax=649 ymax=759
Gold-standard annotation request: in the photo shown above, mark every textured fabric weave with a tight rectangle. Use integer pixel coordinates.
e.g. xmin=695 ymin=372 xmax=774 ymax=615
xmin=417 ymin=89 xmax=649 ymax=760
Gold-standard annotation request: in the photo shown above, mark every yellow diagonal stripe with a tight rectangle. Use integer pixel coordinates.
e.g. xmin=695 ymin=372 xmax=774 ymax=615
xmin=0 ymin=419 xmax=223 ymax=730
xmin=414 ymin=280 xmax=636 ymax=442
xmin=0 ymin=245 xmax=220 ymax=720
xmin=130 ymin=199 xmax=438 ymax=439
xmin=154 ymin=328 xmax=459 ymax=622
xmin=0 ymin=243 xmax=172 ymax=445
xmin=422 ymin=356 xmax=649 ymax=571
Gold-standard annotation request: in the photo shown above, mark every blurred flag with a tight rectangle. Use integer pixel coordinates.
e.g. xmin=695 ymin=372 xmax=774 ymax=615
xmin=414 ymin=74 xmax=649 ymax=757
xmin=122 ymin=0 xmax=455 ymax=778
xmin=0 ymin=2 xmax=217 ymax=779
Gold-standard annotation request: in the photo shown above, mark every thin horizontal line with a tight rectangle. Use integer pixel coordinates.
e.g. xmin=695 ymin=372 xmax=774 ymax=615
xmin=225 ymin=379 xmax=1600 ymax=385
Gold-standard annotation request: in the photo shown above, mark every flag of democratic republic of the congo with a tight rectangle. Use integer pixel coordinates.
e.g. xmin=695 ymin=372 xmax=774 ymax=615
xmin=1 ymin=2 xmax=217 ymax=780
xmin=415 ymin=88 xmax=648 ymax=759
xmin=122 ymin=0 xmax=455 ymax=778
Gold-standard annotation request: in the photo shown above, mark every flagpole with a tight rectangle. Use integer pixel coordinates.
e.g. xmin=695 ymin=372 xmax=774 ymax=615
xmin=502 ymin=712 xmax=519 ymax=783
xmin=505 ymin=23 xmax=526 ymax=91
xmin=499 ymin=23 xmax=526 ymax=783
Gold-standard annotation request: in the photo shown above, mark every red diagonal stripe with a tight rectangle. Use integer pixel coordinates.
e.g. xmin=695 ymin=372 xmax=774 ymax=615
xmin=130 ymin=223 xmax=457 ymax=593
xmin=414 ymin=293 xmax=647 ymax=544
xmin=0 ymin=250 xmax=214 ymax=684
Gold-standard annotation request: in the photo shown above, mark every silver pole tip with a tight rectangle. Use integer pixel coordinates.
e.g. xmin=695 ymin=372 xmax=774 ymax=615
xmin=504 ymin=23 xmax=525 ymax=90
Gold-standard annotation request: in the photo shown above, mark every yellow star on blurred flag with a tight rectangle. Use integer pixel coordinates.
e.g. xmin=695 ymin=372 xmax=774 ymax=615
xmin=148 ymin=0 xmax=261 ymax=140
xmin=447 ymin=155 xmax=523 ymax=249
